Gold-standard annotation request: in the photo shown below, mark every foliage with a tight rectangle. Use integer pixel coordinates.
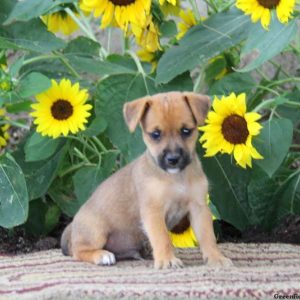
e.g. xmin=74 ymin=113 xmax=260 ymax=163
xmin=0 ymin=0 xmax=299 ymax=235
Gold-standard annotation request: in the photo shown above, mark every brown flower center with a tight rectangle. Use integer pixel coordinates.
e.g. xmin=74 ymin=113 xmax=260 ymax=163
xmin=222 ymin=114 xmax=249 ymax=144
xmin=170 ymin=215 xmax=190 ymax=234
xmin=51 ymin=99 xmax=73 ymax=120
xmin=109 ymin=0 xmax=136 ymax=6
xmin=257 ymin=0 xmax=280 ymax=8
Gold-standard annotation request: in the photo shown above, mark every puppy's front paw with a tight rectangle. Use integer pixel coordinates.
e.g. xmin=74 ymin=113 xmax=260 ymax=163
xmin=154 ymin=256 xmax=184 ymax=269
xmin=204 ymin=253 xmax=233 ymax=268
xmin=94 ymin=250 xmax=116 ymax=266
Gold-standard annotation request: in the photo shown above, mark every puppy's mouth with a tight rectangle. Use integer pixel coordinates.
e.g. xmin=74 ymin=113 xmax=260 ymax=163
xmin=157 ymin=149 xmax=191 ymax=174
xmin=166 ymin=168 xmax=180 ymax=174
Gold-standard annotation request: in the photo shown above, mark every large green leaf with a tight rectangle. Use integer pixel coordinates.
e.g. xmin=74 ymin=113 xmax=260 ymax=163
xmin=49 ymin=151 xmax=118 ymax=216
xmin=0 ymin=154 xmax=28 ymax=228
xmin=5 ymin=0 xmax=74 ymax=24
xmin=247 ymin=167 xmax=277 ymax=228
xmin=209 ymin=72 xmax=255 ymax=95
xmin=24 ymin=132 xmax=63 ymax=162
xmin=95 ymin=72 xmax=193 ymax=161
xmin=13 ymin=144 xmax=66 ymax=200
xmin=17 ymin=72 xmax=51 ymax=98
xmin=24 ymin=199 xmax=61 ymax=236
xmin=73 ymin=152 xmax=118 ymax=205
xmin=200 ymin=154 xmax=251 ymax=231
xmin=274 ymin=174 xmax=300 ymax=224
xmin=238 ymin=17 xmax=297 ymax=72
xmin=0 ymin=19 xmax=65 ymax=53
xmin=63 ymin=37 xmax=136 ymax=76
xmin=156 ymin=8 xmax=251 ymax=84
xmin=253 ymin=118 xmax=293 ymax=178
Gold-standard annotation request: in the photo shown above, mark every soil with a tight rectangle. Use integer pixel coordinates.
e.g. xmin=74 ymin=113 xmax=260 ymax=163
xmin=1 ymin=214 xmax=300 ymax=255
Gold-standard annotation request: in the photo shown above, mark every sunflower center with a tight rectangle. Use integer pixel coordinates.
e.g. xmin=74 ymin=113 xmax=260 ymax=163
xmin=222 ymin=114 xmax=249 ymax=144
xmin=257 ymin=0 xmax=280 ymax=8
xmin=170 ymin=215 xmax=190 ymax=234
xmin=109 ymin=0 xmax=136 ymax=5
xmin=51 ymin=99 xmax=73 ymax=120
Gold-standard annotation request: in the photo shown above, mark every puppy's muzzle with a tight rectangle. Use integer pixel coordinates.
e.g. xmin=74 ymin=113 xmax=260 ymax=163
xmin=159 ymin=148 xmax=191 ymax=173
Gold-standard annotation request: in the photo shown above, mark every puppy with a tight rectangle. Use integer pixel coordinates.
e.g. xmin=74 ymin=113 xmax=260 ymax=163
xmin=61 ymin=92 xmax=232 ymax=269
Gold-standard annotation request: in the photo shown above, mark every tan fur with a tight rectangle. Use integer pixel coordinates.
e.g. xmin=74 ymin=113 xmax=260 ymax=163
xmin=61 ymin=92 xmax=232 ymax=269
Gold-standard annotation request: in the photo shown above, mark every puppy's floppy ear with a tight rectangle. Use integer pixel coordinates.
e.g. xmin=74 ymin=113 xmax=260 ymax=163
xmin=123 ymin=96 xmax=151 ymax=132
xmin=183 ymin=92 xmax=211 ymax=126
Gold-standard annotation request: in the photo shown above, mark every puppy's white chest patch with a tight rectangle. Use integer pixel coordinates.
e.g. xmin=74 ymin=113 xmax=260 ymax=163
xmin=175 ymin=183 xmax=187 ymax=195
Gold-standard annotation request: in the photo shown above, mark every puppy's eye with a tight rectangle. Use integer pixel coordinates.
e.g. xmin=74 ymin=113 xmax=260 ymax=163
xmin=150 ymin=129 xmax=161 ymax=141
xmin=181 ymin=127 xmax=193 ymax=138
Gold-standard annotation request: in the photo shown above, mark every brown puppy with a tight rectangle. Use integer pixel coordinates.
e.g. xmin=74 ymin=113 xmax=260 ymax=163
xmin=61 ymin=92 xmax=232 ymax=269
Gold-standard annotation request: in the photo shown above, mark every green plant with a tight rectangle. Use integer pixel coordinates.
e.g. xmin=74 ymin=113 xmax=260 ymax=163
xmin=0 ymin=0 xmax=299 ymax=235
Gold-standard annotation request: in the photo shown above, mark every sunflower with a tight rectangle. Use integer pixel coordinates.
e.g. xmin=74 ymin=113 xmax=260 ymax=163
xmin=159 ymin=0 xmax=176 ymax=5
xmin=80 ymin=0 xmax=151 ymax=31
xmin=160 ymin=0 xmax=181 ymax=16
xmin=169 ymin=196 xmax=216 ymax=248
xmin=42 ymin=8 xmax=79 ymax=35
xmin=176 ymin=9 xmax=197 ymax=40
xmin=31 ymin=79 xmax=92 ymax=139
xmin=199 ymin=93 xmax=263 ymax=169
xmin=132 ymin=16 xmax=161 ymax=52
xmin=0 ymin=109 xmax=10 ymax=150
xmin=170 ymin=226 xmax=198 ymax=248
xmin=236 ymin=0 xmax=295 ymax=29
xmin=137 ymin=48 xmax=158 ymax=71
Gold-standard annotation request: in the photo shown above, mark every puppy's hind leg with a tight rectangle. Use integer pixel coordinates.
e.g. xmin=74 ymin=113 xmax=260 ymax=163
xmin=72 ymin=227 xmax=116 ymax=266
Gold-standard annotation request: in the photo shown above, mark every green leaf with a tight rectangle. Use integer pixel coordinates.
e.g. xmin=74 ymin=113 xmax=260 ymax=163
xmin=209 ymin=72 xmax=255 ymax=95
xmin=201 ymin=154 xmax=250 ymax=231
xmin=63 ymin=36 xmax=101 ymax=57
xmin=6 ymin=100 xmax=32 ymax=113
xmin=274 ymin=174 xmax=300 ymax=224
xmin=63 ymin=39 xmax=136 ymax=76
xmin=13 ymin=144 xmax=66 ymax=200
xmin=0 ymin=19 xmax=65 ymax=53
xmin=156 ymin=8 xmax=251 ymax=84
xmin=17 ymin=72 xmax=51 ymax=98
xmin=254 ymin=118 xmax=293 ymax=178
xmin=0 ymin=154 xmax=29 ymax=228
xmin=73 ymin=152 xmax=118 ymax=205
xmin=5 ymin=0 xmax=74 ymax=24
xmin=238 ymin=17 xmax=297 ymax=72
xmin=159 ymin=20 xmax=177 ymax=38
xmin=48 ymin=176 xmax=78 ymax=217
xmin=277 ymin=91 xmax=300 ymax=126
xmin=83 ymin=116 xmax=107 ymax=137
xmin=0 ymin=0 xmax=17 ymax=24
xmin=24 ymin=199 xmax=61 ymax=236
xmin=24 ymin=132 xmax=62 ymax=162
xmin=247 ymin=167 xmax=277 ymax=228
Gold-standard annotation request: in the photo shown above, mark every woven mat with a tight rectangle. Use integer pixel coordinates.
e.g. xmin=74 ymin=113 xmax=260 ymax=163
xmin=1 ymin=243 xmax=300 ymax=300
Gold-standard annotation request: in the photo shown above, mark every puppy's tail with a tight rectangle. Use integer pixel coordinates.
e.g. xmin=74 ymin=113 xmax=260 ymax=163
xmin=60 ymin=223 xmax=73 ymax=256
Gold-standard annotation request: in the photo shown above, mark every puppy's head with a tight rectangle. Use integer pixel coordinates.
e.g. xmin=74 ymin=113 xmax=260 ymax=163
xmin=123 ymin=92 xmax=210 ymax=174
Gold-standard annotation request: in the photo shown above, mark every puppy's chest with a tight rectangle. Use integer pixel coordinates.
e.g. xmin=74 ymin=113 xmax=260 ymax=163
xmin=165 ymin=182 xmax=191 ymax=230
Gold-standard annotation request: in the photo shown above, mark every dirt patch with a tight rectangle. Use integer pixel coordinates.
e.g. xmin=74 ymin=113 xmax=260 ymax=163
xmin=216 ymin=214 xmax=300 ymax=244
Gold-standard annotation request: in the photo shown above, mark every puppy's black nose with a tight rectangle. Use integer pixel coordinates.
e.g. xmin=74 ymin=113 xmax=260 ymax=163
xmin=166 ymin=153 xmax=181 ymax=166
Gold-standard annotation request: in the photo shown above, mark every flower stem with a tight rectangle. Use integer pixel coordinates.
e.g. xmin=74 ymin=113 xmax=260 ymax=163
xmin=92 ymin=136 xmax=108 ymax=152
xmin=53 ymin=51 xmax=81 ymax=79
xmin=23 ymin=54 xmax=58 ymax=66
xmin=126 ymin=50 xmax=150 ymax=95
xmin=189 ymin=0 xmax=201 ymax=20
xmin=65 ymin=7 xmax=95 ymax=41
xmin=256 ymin=85 xmax=280 ymax=96
xmin=60 ymin=162 xmax=97 ymax=177
xmin=0 ymin=120 xmax=30 ymax=130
